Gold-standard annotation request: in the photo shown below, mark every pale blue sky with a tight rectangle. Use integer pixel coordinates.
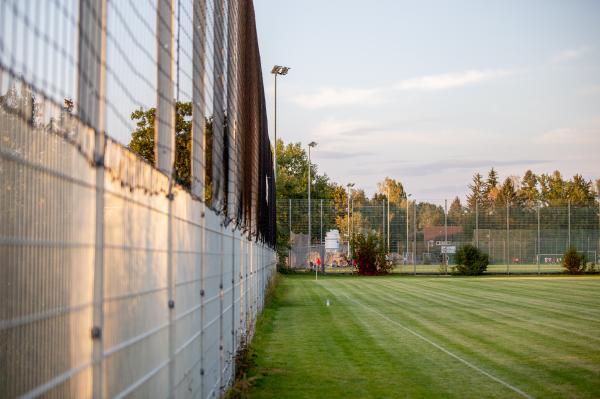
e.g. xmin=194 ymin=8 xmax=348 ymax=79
xmin=254 ymin=0 xmax=600 ymax=201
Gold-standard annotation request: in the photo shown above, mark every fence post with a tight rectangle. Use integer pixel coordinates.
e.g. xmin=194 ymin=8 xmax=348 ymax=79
xmin=192 ymin=0 xmax=208 ymax=391
xmin=506 ymin=201 xmax=510 ymax=275
xmin=568 ymin=199 xmax=571 ymax=248
xmin=413 ymin=200 xmax=417 ymax=272
xmin=192 ymin=0 xmax=207 ymax=199
xmin=156 ymin=0 xmax=177 ymax=394
xmin=156 ymin=0 xmax=175 ymax=176
xmin=382 ymin=200 xmax=385 ymax=244
xmin=535 ymin=202 xmax=541 ymax=275
xmin=289 ymin=199 xmax=292 ymax=267
xmin=444 ymin=199 xmax=448 ymax=274
xmin=475 ymin=201 xmax=479 ymax=248
xmin=78 ymin=1 xmax=107 ymax=398
xmin=320 ymin=199 xmax=323 ymax=245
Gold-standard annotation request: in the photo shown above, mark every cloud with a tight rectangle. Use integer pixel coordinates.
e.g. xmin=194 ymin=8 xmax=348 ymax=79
xmin=293 ymin=69 xmax=512 ymax=109
xmin=536 ymin=127 xmax=599 ymax=144
xmin=292 ymin=87 xmax=380 ymax=109
xmin=394 ymin=69 xmax=512 ymax=91
xmin=382 ymin=159 xmax=549 ymax=177
xmin=315 ymin=150 xmax=374 ymax=159
xmin=551 ymin=46 xmax=592 ymax=63
xmin=312 ymin=118 xmax=385 ymax=138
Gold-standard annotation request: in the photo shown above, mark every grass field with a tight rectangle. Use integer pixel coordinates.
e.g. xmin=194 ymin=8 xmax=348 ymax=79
xmin=243 ymin=275 xmax=600 ymax=398
xmin=320 ymin=263 xmax=565 ymax=274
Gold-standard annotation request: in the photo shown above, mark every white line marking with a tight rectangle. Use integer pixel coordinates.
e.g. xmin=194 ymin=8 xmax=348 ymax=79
xmin=330 ymin=287 xmax=534 ymax=399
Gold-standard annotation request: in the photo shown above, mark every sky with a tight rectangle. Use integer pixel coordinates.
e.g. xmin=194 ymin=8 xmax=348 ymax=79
xmin=254 ymin=0 xmax=600 ymax=202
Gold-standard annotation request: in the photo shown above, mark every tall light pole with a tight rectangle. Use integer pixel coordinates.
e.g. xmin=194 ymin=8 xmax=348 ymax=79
xmin=271 ymin=65 xmax=290 ymax=183
xmin=308 ymin=141 xmax=317 ymax=277
xmin=347 ymin=183 xmax=354 ymax=257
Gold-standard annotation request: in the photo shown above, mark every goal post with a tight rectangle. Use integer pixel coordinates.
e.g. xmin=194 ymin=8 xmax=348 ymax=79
xmin=536 ymin=251 xmax=597 ymax=265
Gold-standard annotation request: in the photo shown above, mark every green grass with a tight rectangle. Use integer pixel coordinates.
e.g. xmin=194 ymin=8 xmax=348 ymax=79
xmin=317 ymin=263 xmax=566 ymax=274
xmin=244 ymin=274 xmax=600 ymax=398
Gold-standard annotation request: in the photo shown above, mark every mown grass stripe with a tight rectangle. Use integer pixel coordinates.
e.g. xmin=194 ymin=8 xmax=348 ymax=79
xmin=324 ymin=284 xmax=534 ymax=399
xmin=328 ymin=279 xmax=600 ymax=397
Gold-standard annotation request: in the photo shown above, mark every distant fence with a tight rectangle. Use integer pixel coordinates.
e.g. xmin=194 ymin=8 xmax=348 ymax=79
xmin=0 ymin=1 xmax=275 ymax=398
xmin=278 ymin=198 xmax=600 ymax=274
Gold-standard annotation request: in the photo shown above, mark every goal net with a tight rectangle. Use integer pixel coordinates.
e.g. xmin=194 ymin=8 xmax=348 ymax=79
xmin=536 ymin=251 xmax=597 ymax=265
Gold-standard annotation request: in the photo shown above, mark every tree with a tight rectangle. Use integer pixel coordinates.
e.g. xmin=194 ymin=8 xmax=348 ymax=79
xmin=518 ymin=170 xmax=539 ymax=208
xmin=539 ymin=170 xmax=567 ymax=206
xmin=496 ymin=177 xmax=518 ymax=207
xmin=376 ymin=177 xmax=405 ymax=205
xmin=455 ymin=244 xmax=489 ymax=275
xmin=566 ymin=174 xmax=595 ymax=206
xmin=275 ymin=139 xmax=333 ymax=200
xmin=483 ymin=168 xmax=499 ymax=208
xmin=448 ymin=196 xmax=464 ymax=225
xmin=466 ymin=173 xmax=485 ymax=210
xmin=417 ymin=202 xmax=444 ymax=230
xmin=129 ymin=101 xmax=193 ymax=188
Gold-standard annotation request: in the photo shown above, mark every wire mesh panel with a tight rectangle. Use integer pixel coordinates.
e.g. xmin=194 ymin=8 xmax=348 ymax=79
xmin=1 ymin=0 xmax=276 ymax=398
xmin=279 ymin=198 xmax=600 ymax=275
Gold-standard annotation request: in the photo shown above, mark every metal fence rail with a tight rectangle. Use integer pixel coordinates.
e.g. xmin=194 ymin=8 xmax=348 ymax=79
xmin=279 ymin=198 xmax=600 ymax=274
xmin=1 ymin=0 xmax=275 ymax=398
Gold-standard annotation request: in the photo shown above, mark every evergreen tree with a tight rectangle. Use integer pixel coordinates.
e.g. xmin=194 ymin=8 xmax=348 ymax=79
xmin=466 ymin=173 xmax=485 ymax=210
xmin=539 ymin=170 xmax=566 ymax=206
xmin=496 ymin=177 xmax=518 ymax=207
xmin=518 ymin=170 xmax=539 ymax=208
xmin=567 ymin=174 xmax=595 ymax=205
xmin=483 ymin=168 xmax=499 ymax=208
xmin=448 ymin=196 xmax=464 ymax=225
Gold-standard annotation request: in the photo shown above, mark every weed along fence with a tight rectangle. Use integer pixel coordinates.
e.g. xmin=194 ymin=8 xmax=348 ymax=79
xmin=278 ymin=198 xmax=600 ymax=274
xmin=0 ymin=0 xmax=276 ymax=398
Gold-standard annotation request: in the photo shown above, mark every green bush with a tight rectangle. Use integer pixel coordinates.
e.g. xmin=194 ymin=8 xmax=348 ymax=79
xmin=454 ymin=244 xmax=489 ymax=275
xmin=351 ymin=231 xmax=392 ymax=275
xmin=562 ymin=247 xmax=586 ymax=275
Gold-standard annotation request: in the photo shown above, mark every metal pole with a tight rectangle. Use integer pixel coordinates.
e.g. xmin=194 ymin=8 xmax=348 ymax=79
xmin=406 ymin=198 xmax=409 ymax=262
xmin=568 ymin=199 xmax=571 ymax=248
xmin=387 ymin=187 xmax=390 ymax=252
xmin=78 ymin=2 xmax=107 ymax=397
xmin=475 ymin=201 xmax=479 ymax=248
xmin=444 ymin=199 xmax=448 ymax=268
xmin=289 ymin=198 xmax=292 ymax=267
xmin=535 ymin=202 xmax=541 ymax=274
xmin=507 ymin=200 xmax=510 ymax=275
xmin=273 ymin=73 xmax=277 ymax=183
xmin=156 ymin=0 xmax=175 ymax=176
xmin=191 ymin=0 xmax=207 ymax=199
xmin=382 ymin=200 xmax=385 ymax=243
xmin=308 ymin=146 xmax=312 ymax=277
xmin=320 ymin=199 xmax=324 ymax=274
xmin=347 ymin=186 xmax=351 ymax=257
xmin=413 ymin=199 xmax=417 ymax=275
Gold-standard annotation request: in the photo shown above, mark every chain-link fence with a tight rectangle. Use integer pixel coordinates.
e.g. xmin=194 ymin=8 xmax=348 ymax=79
xmin=1 ymin=1 xmax=275 ymax=398
xmin=278 ymin=198 xmax=600 ymax=274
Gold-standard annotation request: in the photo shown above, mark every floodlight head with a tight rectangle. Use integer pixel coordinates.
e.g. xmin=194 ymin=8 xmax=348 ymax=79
xmin=271 ymin=65 xmax=291 ymax=75
xmin=347 ymin=183 xmax=355 ymax=188
xmin=308 ymin=141 xmax=317 ymax=148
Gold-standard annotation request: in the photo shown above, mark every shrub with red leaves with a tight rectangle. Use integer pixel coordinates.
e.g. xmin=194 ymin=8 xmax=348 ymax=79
xmin=351 ymin=231 xmax=392 ymax=275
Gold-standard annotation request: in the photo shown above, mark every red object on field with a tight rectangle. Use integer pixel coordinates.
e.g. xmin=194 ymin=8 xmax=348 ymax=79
xmin=316 ymin=258 xmax=321 ymax=266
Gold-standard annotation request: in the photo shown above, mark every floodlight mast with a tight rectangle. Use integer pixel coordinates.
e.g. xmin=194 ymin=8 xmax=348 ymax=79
xmin=271 ymin=65 xmax=290 ymax=184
